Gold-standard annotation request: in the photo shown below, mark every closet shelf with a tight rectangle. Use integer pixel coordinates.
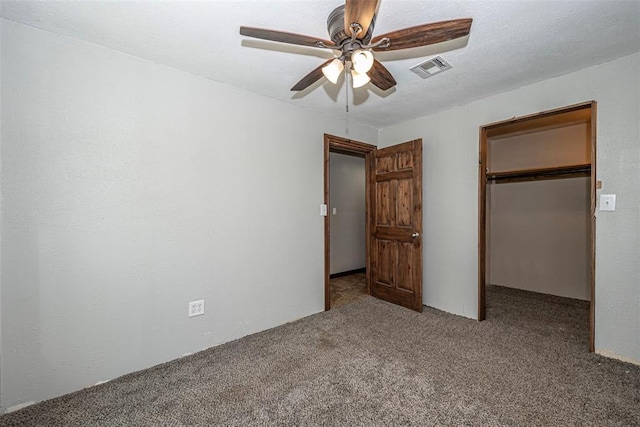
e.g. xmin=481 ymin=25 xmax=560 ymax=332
xmin=487 ymin=163 xmax=591 ymax=183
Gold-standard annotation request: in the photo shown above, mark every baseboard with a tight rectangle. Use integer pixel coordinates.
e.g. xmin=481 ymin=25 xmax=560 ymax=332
xmin=487 ymin=283 xmax=590 ymax=302
xmin=330 ymin=268 xmax=366 ymax=279
xmin=596 ymin=349 xmax=640 ymax=366
xmin=4 ymin=401 xmax=36 ymax=414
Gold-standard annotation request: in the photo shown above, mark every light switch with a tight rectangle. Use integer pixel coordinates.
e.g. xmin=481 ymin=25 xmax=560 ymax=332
xmin=332 ymin=207 xmax=337 ymax=215
xmin=320 ymin=204 xmax=327 ymax=216
xmin=599 ymin=194 xmax=616 ymax=211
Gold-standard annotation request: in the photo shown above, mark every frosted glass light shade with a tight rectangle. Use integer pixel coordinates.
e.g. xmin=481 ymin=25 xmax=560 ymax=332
xmin=322 ymin=58 xmax=344 ymax=84
xmin=352 ymin=49 xmax=374 ymax=74
xmin=351 ymin=70 xmax=371 ymax=88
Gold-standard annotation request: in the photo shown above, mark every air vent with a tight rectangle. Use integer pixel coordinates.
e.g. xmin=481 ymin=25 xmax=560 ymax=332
xmin=410 ymin=56 xmax=452 ymax=79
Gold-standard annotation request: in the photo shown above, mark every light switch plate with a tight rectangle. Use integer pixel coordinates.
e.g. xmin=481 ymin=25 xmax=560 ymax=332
xmin=599 ymin=194 xmax=616 ymax=211
xmin=320 ymin=204 xmax=327 ymax=216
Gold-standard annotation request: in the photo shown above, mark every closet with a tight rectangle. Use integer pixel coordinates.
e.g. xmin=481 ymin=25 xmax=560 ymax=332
xmin=478 ymin=102 xmax=596 ymax=350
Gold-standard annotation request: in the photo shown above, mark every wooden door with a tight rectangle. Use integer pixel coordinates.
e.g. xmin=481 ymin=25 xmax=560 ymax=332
xmin=370 ymin=139 xmax=423 ymax=312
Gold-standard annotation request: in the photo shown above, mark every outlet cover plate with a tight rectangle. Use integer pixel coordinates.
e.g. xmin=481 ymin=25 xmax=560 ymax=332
xmin=188 ymin=300 xmax=205 ymax=317
xmin=599 ymin=194 xmax=616 ymax=211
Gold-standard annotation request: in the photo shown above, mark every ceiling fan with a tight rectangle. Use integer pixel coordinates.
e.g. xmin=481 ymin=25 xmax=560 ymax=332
xmin=239 ymin=0 xmax=472 ymax=92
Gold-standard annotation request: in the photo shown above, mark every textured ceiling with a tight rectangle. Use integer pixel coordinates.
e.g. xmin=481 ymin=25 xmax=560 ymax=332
xmin=2 ymin=0 xmax=639 ymax=129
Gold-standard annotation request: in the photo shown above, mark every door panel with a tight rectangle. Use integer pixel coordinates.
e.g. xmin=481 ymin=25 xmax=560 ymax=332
xmin=396 ymin=179 xmax=413 ymax=227
xmin=398 ymin=150 xmax=414 ymax=170
xmin=396 ymin=242 xmax=414 ymax=291
xmin=375 ymin=239 xmax=393 ymax=287
xmin=377 ymin=155 xmax=394 ymax=173
xmin=376 ymin=181 xmax=392 ymax=226
xmin=371 ymin=140 xmax=423 ymax=312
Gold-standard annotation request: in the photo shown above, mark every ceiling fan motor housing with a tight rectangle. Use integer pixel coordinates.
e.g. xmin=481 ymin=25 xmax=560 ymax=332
xmin=327 ymin=5 xmax=374 ymax=46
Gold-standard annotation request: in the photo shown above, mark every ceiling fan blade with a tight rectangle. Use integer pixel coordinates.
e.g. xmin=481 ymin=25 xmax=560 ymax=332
xmin=368 ymin=59 xmax=396 ymax=91
xmin=291 ymin=59 xmax=334 ymax=91
xmin=372 ymin=18 xmax=472 ymax=51
xmin=344 ymin=0 xmax=381 ymax=38
xmin=240 ymin=26 xmax=335 ymax=49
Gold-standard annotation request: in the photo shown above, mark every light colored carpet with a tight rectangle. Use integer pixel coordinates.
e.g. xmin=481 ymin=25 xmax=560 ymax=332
xmin=2 ymin=286 xmax=639 ymax=426
xmin=330 ymin=272 xmax=367 ymax=308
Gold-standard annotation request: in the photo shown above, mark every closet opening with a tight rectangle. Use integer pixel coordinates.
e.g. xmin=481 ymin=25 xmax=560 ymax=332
xmin=478 ymin=101 xmax=597 ymax=352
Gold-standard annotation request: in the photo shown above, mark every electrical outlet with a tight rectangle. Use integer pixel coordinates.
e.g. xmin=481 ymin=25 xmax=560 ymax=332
xmin=188 ymin=300 xmax=205 ymax=317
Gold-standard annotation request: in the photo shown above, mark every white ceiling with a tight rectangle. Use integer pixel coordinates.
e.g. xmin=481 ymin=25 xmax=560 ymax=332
xmin=2 ymin=0 xmax=639 ymax=129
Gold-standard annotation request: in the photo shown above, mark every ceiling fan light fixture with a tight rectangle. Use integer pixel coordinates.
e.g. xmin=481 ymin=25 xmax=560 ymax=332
xmin=351 ymin=49 xmax=374 ymax=74
xmin=351 ymin=69 xmax=371 ymax=88
xmin=322 ymin=58 xmax=344 ymax=84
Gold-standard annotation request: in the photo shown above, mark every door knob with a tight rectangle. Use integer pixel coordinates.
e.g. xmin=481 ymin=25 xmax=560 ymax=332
xmin=412 ymin=232 xmax=420 ymax=238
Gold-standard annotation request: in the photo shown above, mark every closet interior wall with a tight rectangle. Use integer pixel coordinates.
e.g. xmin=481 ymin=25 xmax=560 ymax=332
xmin=486 ymin=123 xmax=592 ymax=301
xmin=329 ymin=152 xmax=366 ymax=275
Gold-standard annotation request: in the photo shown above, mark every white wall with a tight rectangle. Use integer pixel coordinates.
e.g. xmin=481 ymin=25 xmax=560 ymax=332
xmin=379 ymin=52 xmax=640 ymax=363
xmin=488 ymin=178 xmax=591 ymax=300
xmin=0 ymin=20 xmax=377 ymax=411
xmin=329 ymin=153 xmax=366 ymax=275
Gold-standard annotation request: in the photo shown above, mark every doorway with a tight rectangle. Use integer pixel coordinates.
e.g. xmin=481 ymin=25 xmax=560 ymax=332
xmin=325 ymin=134 xmax=424 ymax=312
xmin=328 ymin=150 xmax=367 ymax=308
xmin=324 ymin=134 xmax=376 ymax=310
xmin=478 ymin=101 xmax=597 ymax=351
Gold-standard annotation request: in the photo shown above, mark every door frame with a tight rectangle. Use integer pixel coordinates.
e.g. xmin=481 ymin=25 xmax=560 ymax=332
xmin=324 ymin=134 xmax=376 ymax=310
xmin=477 ymin=101 xmax=597 ymax=351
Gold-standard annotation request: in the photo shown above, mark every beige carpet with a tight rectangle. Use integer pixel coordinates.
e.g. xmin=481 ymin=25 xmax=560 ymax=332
xmin=330 ymin=272 xmax=367 ymax=308
xmin=2 ymin=286 xmax=639 ymax=426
